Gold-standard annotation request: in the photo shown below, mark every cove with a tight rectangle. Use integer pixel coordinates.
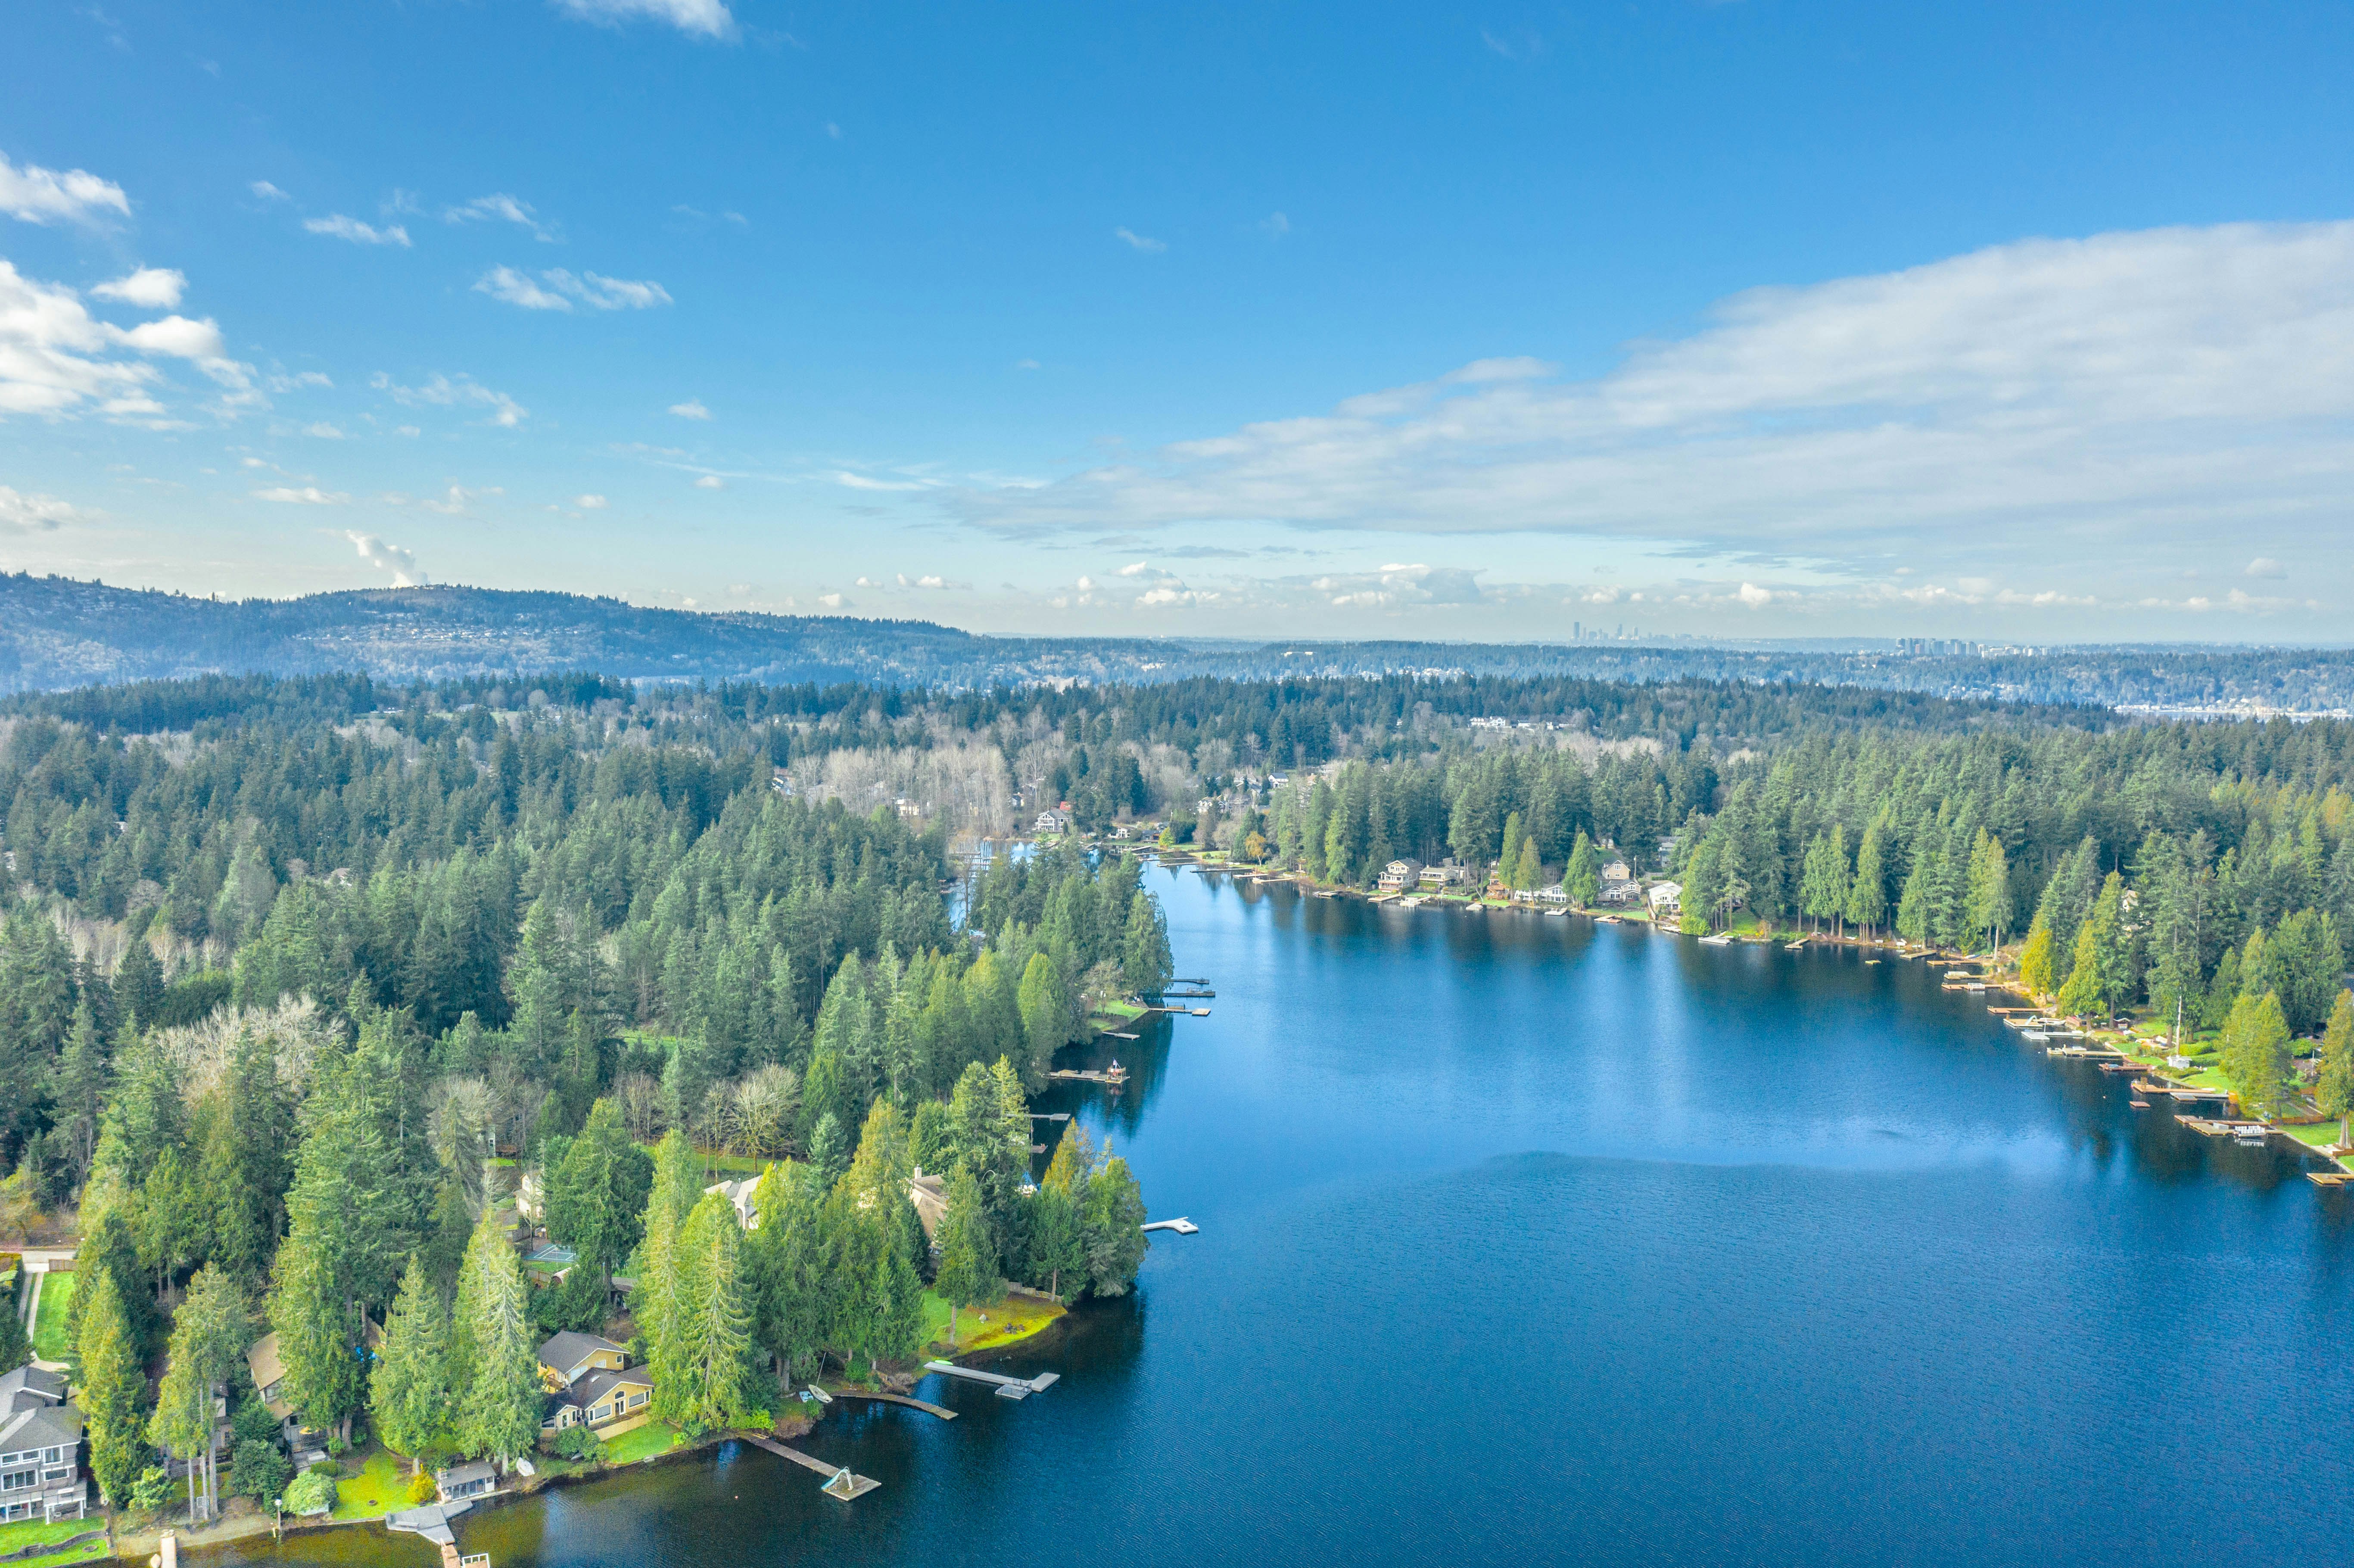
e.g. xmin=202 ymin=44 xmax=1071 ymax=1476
xmin=206 ymin=865 xmax=2354 ymax=1568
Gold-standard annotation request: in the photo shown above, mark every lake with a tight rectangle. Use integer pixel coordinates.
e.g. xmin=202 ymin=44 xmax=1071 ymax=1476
xmin=210 ymin=867 xmax=2354 ymax=1568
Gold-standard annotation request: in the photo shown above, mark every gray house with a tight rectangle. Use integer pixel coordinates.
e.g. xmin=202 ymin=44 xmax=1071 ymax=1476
xmin=0 ymin=1366 xmax=87 ymax=1523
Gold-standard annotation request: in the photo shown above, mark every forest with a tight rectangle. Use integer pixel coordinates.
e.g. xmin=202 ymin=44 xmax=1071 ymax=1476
xmin=0 ymin=686 xmax=1165 ymax=1512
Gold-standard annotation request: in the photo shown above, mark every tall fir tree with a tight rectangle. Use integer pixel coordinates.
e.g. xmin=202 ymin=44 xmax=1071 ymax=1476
xmin=77 ymin=1268 xmax=146 ymax=1506
xmin=372 ymin=1254 xmax=452 ymax=1475
xmin=449 ymin=1207 xmax=540 ymax=1465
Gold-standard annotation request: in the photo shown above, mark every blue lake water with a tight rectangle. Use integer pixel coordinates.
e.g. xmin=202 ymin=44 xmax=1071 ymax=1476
xmin=213 ymin=867 xmax=2354 ymax=1568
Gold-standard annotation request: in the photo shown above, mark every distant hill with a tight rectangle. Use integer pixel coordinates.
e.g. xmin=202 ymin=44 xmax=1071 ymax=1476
xmin=3 ymin=572 xmax=2350 ymax=713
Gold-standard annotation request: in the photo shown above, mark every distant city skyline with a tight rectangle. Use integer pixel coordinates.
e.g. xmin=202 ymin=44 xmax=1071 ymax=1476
xmin=3 ymin=2 xmax=2351 ymax=641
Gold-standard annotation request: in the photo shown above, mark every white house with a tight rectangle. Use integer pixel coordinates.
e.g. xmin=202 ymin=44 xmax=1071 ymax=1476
xmin=1377 ymin=859 xmax=1424 ymax=891
xmin=1647 ymin=881 xmax=1683 ymax=914
xmin=1034 ymin=808 xmax=1071 ymax=834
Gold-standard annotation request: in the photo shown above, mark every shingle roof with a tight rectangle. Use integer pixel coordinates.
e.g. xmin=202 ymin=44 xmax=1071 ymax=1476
xmin=536 ymin=1331 xmax=626 ymax=1374
xmin=0 ymin=1365 xmax=68 ymax=1414
xmin=0 ymin=1400 xmax=83 ymax=1455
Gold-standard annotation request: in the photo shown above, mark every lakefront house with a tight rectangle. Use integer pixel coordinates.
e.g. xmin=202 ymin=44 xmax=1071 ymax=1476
xmin=537 ymin=1332 xmax=654 ymax=1437
xmin=0 ymin=1365 xmax=87 ymax=1523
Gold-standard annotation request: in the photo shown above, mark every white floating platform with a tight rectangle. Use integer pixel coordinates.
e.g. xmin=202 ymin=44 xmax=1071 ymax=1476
xmin=1142 ymin=1217 xmax=1199 ymax=1234
xmin=924 ymin=1360 xmax=1062 ymax=1399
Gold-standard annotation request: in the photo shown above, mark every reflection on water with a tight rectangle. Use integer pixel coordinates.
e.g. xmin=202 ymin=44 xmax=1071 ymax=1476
xmin=204 ymin=866 xmax=2354 ymax=1568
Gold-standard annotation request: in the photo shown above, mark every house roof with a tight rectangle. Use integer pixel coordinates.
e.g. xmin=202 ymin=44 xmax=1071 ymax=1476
xmin=0 ymin=1400 xmax=82 ymax=1454
xmin=564 ymin=1366 xmax=653 ymax=1410
xmin=436 ymin=1460 xmax=497 ymax=1487
xmin=0 ymin=1366 xmax=67 ymax=1414
xmin=245 ymin=1332 xmax=286 ymax=1391
xmin=537 ymin=1332 xmax=626 ymax=1373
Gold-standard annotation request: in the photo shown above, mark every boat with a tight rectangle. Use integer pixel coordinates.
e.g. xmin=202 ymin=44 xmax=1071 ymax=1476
xmin=1785 ymin=941 xmax=1806 ymax=951
xmin=1698 ymin=933 xmax=1733 ymax=946
xmin=2129 ymin=1100 xmax=2150 ymax=1108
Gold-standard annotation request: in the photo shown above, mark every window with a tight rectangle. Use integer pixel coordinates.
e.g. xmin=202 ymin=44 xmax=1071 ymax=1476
xmin=44 ymin=1449 xmax=60 ymax=1463
xmin=626 ymin=1391 xmax=646 ymax=1408
xmin=2 ymin=1469 xmax=34 ymax=1492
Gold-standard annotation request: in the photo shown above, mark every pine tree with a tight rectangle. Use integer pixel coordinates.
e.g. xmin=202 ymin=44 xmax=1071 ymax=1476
xmin=449 ymin=1207 xmax=539 ymax=1464
xmin=1965 ymin=830 xmax=2012 ymax=958
xmin=77 ymin=1268 xmax=146 ymax=1506
xmin=2018 ymin=919 xmax=2058 ymax=996
xmin=1512 ymin=837 xmax=1543 ymax=893
xmin=1016 ymin=952 xmax=1068 ymax=1089
xmin=372 ymin=1254 xmax=451 ymax=1475
xmin=746 ymin=1160 xmax=827 ymax=1388
xmin=933 ymin=1164 xmax=997 ymax=1346
xmin=1080 ymin=1154 xmax=1149 ymax=1297
xmin=545 ymin=1097 xmax=653 ymax=1286
xmin=0 ymin=1287 xmax=28 ymax=1374
xmin=1120 ymin=892 xmax=1173 ymax=995
xmin=268 ymin=1228 xmax=367 ymax=1443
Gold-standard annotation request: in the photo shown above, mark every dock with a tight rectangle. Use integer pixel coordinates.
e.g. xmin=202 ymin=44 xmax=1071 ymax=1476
xmin=741 ymin=1434 xmax=880 ymax=1498
xmin=1049 ymin=1066 xmax=1127 ymax=1086
xmin=922 ymin=1361 xmax=1062 ymax=1400
xmin=830 ymin=1391 xmax=957 ymax=1419
xmin=2310 ymin=1172 xmax=2354 ymax=1188
xmin=388 ymin=1502 xmax=480 ymax=1567
xmin=1141 ymin=1217 xmax=1198 ymax=1234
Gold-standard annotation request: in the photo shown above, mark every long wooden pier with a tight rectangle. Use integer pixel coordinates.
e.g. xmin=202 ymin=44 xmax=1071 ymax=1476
xmin=741 ymin=1434 xmax=880 ymax=1498
xmin=831 ymin=1391 xmax=957 ymax=1419
xmin=922 ymin=1361 xmax=1062 ymax=1400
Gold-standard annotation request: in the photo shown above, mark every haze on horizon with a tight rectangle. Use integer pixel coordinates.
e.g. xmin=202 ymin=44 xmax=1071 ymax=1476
xmin=1 ymin=1 xmax=2350 ymax=645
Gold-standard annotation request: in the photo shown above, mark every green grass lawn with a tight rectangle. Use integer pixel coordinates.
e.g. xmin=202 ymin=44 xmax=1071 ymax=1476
xmin=331 ymin=1448 xmax=421 ymax=1520
xmin=29 ymin=1270 xmax=74 ymax=1360
xmin=920 ymin=1288 xmax=1063 ymax=1356
xmin=0 ymin=1520 xmax=109 ymax=1568
xmin=601 ymin=1421 xmax=684 ymax=1465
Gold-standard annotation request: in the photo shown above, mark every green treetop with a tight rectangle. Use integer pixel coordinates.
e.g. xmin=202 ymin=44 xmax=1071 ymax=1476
xmin=932 ymin=1163 xmax=998 ymax=1345
xmin=76 ymin=1267 xmax=147 ymax=1507
xmin=2318 ymin=989 xmax=2354 ymax=1147
xmin=2221 ymin=989 xmax=2294 ymax=1121
xmin=449 ymin=1207 xmax=541 ymax=1465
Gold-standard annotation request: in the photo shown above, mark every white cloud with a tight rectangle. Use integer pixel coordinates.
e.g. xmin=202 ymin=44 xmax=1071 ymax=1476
xmin=817 ymin=591 xmax=847 ymax=608
xmin=551 ymin=0 xmax=735 ymax=39
xmin=1015 ymin=358 xmax=1041 ymax=371
xmin=255 ymin=485 xmax=349 ymax=504
xmin=305 ymin=422 xmax=344 ymax=439
xmin=304 ymin=214 xmax=411 ymax=246
xmin=2246 ymin=556 xmax=2286 ymax=579
xmin=1261 ymin=212 xmax=1290 ymax=238
xmin=395 ymin=424 xmax=421 ymax=437
xmin=0 ymin=485 xmax=92 ymax=533
xmin=444 ymin=193 xmax=555 ymax=241
xmin=0 ymin=153 xmax=130 ymax=226
xmin=473 ymin=266 xmax=673 ymax=311
xmin=832 ymin=471 xmax=930 ymax=492
xmin=414 ymin=484 xmax=502 ymax=515
xmin=693 ymin=475 xmax=724 ymax=489
xmin=949 ymin=221 xmax=2354 ymax=596
xmin=371 ymin=370 xmax=527 ymax=427
xmin=266 ymin=370 xmax=332 ymax=392
xmin=575 ymin=493 xmax=607 ymax=509
xmin=91 ymin=268 xmax=186 ymax=309
xmin=825 ymin=121 xmax=842 ymax=139
xmin=1114 ymin=226 xmax=1166 ymax=254
xmin=1737 ymin=582 xmax=1773 ymax=607
xmin=250 ymin=180 xmax=290 ymax=202
xmin=669 ymin=398 xmax=711 ymax=419
xmin=855 ymin=576 xmax=881 ymax=588
xmin=0 ymin=259 xmax=254 ymax=423
xmin=347 ymin=530 xmax=427 ymax=585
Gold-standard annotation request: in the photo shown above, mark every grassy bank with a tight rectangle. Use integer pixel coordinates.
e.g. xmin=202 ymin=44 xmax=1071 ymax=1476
xmin=921 ymin=1288 xmax=1063 ymax=1356
xmin=29 ymin=1270 xmax=74 ymax=1361
xmin=0 ymin=1520 xmax=109 ymax=1568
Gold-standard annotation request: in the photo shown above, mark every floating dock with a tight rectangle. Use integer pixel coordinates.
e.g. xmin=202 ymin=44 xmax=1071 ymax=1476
xmin=922 ymin=1361 xmax=1062 ymax=1400
xmin=1141 ymin=1217 xmax=1199 ymax=1234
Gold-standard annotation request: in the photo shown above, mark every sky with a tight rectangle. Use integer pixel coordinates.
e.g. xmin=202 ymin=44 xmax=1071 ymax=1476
xmin=3 ymin=0 xmax=2351 ymax=643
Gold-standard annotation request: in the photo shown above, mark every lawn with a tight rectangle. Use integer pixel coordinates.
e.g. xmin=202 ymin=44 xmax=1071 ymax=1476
xmin=601 ymin=1421 xmax=684 ymax=1465
xmin=0 ymin=1520 xmax=109 ymax=1568
xmin=30 ymin=1270 xmax=74 ymax=1361
xmin=331 ymin=1448 xmax=420 ymax=1521
xmin=920 ymin=1288 xmax=1063 ymax=1356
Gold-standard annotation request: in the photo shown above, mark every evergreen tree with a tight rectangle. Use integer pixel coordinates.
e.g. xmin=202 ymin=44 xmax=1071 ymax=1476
xmin=1565 ymin=831 xmax=1601 ymax=908
xmin=1511 ymin=836 xmax=1543 ymax=893
xmin=1079 ymin=1154 xmax=1149 ymax=1298
xmin=1846 ymin=818 xmax=1888 ymax=938
xmin=2317 ymin=989 xmax=2354 ymax=1148
xmin=660 ymin=1193 xmax=762 ymax=1435
xmin=150 ymin=1266 xmax=246 ymax=1522
xmin=372 ymin=1254 xmax=452 ymax=1476
xmin=746 ymin=1160 xmax=827 ymax=1388
xmin=77 ymin=1268 xmax=146 ymax=1506
xmin=1016 ymin=952 xmax=1069 ymax=1089
xmin=545 ymin=1097 xmax=654 ymax=1286
xmin=449 ymin=1207 xmax=540 ymax=1465
xmin=932 ymin=1163 xmax=997 ymax=1345
xmin=267 ymin=1228 xmax=367 ymax=1444
xmin=1965 ymin=830 xmax=2012 ymax=958
xmin=2220 ymin=989 xmax=2293 ymax=1120
xmin=1120 ymin=893 xmax=1174 ymax=995
xmin=0 ymin=1287 xmax=28 ymax=1375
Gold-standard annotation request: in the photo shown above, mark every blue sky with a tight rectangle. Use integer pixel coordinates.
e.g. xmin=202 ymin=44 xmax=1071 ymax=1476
xmin=3 ymin=0 xmax=2351 ymax=640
